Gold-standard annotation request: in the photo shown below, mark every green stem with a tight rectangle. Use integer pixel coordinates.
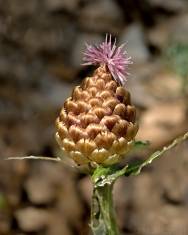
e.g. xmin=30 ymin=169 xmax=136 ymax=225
xmin=90 ymin=183 xmax=119 ymax=235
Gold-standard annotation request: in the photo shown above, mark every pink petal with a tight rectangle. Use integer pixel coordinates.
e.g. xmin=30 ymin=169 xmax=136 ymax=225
xmin=82 ymin=34 xmax=132 ymax=85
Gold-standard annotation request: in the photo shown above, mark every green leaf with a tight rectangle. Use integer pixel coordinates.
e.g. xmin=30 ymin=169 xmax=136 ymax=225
xmin=124 ymin=151 xmax=160 ymax=176
xmin=92 ymin=131 xmax=188 ymax=186
xmin=92 ymin=165 xmax=128 ymax=187
xmin=6 ymin=155 xmax=61 ymax=162
xmin=126 ymin=131 xmax=188 ymax=176
xmin=132 ymin=140 xmax=150 ymax=149
xmin=91 ymin=165 xmax=117 ymax=186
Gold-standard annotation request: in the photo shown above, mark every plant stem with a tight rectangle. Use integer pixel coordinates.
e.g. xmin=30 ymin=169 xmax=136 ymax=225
xmin=90 ymin=183 xmax=119 ymax=235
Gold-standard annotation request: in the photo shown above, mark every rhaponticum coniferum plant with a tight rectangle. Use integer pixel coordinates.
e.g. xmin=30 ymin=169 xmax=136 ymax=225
xmin=54 ymin=35 xmax=188 ymax=235
xmin=8 ymin=35 xmax=188 ymax=235
xmin=55 ymin=35 xmax=138 ymax=234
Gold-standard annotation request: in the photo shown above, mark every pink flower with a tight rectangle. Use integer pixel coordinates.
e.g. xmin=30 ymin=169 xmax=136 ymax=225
xmin=82 ymin=34 xmax=132 ymax=86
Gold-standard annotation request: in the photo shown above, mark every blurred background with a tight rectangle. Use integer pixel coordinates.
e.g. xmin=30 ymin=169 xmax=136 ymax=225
xmin=0 ymin=0 xmax=188 ymax=234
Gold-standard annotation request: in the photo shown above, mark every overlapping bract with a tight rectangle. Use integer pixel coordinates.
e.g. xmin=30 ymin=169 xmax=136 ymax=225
xmin=56 ymin=66 xmax=138 ymax=166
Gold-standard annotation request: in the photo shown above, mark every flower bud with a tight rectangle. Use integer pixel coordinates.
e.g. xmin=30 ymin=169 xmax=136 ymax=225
xmin=56 ymin=36 xmax=138 ymax=165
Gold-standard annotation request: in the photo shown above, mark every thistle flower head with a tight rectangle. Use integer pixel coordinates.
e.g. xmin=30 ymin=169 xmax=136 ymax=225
xmin=83 ymin=35 xmax=132 ymax=86
xmin=56 ymin=36 xmax=138 ymax=166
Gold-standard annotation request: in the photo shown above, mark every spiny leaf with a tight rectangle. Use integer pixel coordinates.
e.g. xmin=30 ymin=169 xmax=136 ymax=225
xmin=6 ymin=155 xmax=61 ymax=162
xmin=92 ymin=131 xmax=188 ymax=186
xmin=126 ymin=131 xmax=188 ymax=176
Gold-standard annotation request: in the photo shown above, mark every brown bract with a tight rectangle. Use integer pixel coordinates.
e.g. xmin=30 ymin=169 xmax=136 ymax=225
xmin=56 ymin=66 xmax=138 ymax=165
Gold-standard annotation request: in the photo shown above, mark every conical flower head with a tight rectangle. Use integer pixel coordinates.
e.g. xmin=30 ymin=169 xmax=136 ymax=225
xmin=56 ymin=36 xmax=138 ymax=166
